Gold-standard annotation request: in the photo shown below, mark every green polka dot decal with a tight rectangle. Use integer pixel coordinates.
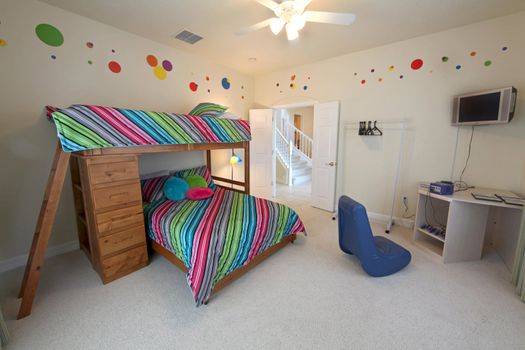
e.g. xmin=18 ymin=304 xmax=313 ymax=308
xmin=484 ymin=60 xmax=492 ymax=67
xmin=35 ymin=23 xmax=64 ymax=47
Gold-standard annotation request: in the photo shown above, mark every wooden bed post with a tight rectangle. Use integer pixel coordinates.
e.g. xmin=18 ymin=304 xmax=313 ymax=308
xmin=206 ymin=150 xmax=212 ymax=171
xmin=17 ymin=142 xmax=71 ymax=319
xmin=243 ymin=141 xmax=250 ymax=194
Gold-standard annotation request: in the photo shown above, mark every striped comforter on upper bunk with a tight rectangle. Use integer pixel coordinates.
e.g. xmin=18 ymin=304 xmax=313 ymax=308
xmin=144 ymin=186 xmax=305 ymax=306
xmin=48 ymin=104 xmax=251 ymax=152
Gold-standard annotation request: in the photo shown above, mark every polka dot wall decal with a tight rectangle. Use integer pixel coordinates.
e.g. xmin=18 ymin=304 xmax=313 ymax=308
xmin=354 ymin=72 xmax=358 ymax=76
xmin=442 ymin=56 xmax=449 ymax=62
xmin=88 ymin=60 xmax=93 ymax=65
xmin=35 ymin=23 xmax=64 ymax=47
xmin=371 ymin=69 xmax=375 ymax=73
xmin=303 ymin=85 xmax=308 ymax=91
xmin=276 ymin=83 xmax=280 ymax=87
xmin=361 ymin=79 xmax=366 ymax=85
xmin=469 ymin=51 xmax=477 ymax=57
xmin=410 ymin=58 xmax=423 ymax=70
xmin=221 ymin=77 xmax=231 ymax=90
xmin=111 ymin=49 xmax=116 ymax=53
xmin=153 ymin=65 xmax=167 ymax=80
xmin=146 ymin=55 xmax=173 ymax=80
xmin=399 ymin=75 xmax=404 ymax=79
xmin=502 ymin=46 xmax=508 ymax=52
xmin=207 ymin=89 xmax=211 ymax=93
xmin=51 ymin=55 xmax=56 ymax=60
xmin=308 ymin=77 xmax=311 ymax=80
xmin=189 ymin=82 xmax=198 ymax=92
xmin=291 ymin=74 xmax=296 ymax=81
xmin=146 ymin=54 xmax=158 ymax=67
xmin=290 ymin=83 xmax=296 ymax=89
xmin=241 ymin=96 xmax=245 ymax=99
xmin=108 ymin=60 xmax=122 ymax=74
xmin=378 ymin=78 xmax=383 ymax=82
xmin=206 ymin=76 xmax=210 ymax=81
xmin=484 ymin=60 xmax=492 ymax=67
xmin=241 ymin=85 xmax=244 ymax=90
xmin=162 ymin=60 xmax=173 ymax=72
xmin=0 ymin=39 xmax=7 ymax=47
xmin=388 ymin=65 xmax=395 ymax=71
xmin=86 ymin=42 xmax=94 ymax=48
xmin=455 ymin=64 xmax=462 ymax=70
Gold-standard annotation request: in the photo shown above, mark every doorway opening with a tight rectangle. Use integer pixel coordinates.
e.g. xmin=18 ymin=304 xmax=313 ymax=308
xmin=274 ymin=106 xmax=314 ymax=203
xmin=249 ymin=101 xmax=339 ymax=212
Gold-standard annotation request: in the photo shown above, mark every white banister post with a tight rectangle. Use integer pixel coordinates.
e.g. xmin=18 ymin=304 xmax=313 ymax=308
xmin=288 ymin=137 xmax=293 ymax=186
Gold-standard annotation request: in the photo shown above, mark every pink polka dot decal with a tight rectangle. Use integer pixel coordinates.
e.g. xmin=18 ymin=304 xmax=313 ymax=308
xmin=361 ymin=79 xmax=366 ymax=85
xmin=108 ymin=61 xmax=121 ymax=73
xmin=189 ymin=82 xmax=198 ymax=92
xmin=469 ymin=51 xmax=477 ymax=57
xmin=410 ymin=59 xmax=423 ymax=70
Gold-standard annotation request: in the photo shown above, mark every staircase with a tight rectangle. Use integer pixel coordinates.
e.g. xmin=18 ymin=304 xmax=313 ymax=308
xmin=275 ymin=113 xmax=313 ymax=186
xmin=291 ymin=153 xmax=311 ymax=185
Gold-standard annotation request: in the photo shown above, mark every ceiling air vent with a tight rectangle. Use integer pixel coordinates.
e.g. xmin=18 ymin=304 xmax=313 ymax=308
xmin=174 ymin=30 xmax=203 ymax=44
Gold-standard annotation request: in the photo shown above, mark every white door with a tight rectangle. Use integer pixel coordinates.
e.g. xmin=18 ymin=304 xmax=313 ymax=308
xmin=249 ymin=109 xmax=274 ymax=198
xmin=312 ymin=101 xmax=340 ymax=212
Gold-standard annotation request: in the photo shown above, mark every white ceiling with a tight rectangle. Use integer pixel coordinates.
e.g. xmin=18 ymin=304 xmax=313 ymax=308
xmin=40 ymin=0 xmax=525 ymax=75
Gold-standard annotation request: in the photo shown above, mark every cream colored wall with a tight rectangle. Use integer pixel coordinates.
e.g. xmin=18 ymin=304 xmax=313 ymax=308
xmin=288 ymin=107 xmax=314 ymax=138
xmin=255 ymin=12 xmax=525 ymax=217
xmin=0 ymin=0 xmax=253 ymax=261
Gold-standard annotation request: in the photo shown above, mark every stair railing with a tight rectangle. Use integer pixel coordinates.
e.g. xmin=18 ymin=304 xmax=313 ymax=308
xmin=287 ymin=123 xmax=313 ymax=165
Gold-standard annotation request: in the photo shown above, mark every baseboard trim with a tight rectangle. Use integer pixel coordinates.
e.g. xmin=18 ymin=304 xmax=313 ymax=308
xmin=0 ymin=240 xmax=79 ymax=274
xmin=368 ymin=212 xmax=415 ymax=229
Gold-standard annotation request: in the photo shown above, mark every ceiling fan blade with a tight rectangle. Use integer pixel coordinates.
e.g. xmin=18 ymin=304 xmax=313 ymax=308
xmin=304 ymin=11 xmax=356 ymax=25
xmin=235 ymin=18 xmax=274 ymax=35
xmin=296 ymin=0 xmax=313 ymax=10
xmin=256 ymin=0 xmax=280 ymax=11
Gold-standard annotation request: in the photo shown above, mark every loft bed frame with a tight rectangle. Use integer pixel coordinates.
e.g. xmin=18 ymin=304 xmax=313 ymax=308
xmin=17 ymin=140 xmax=296 ymax=319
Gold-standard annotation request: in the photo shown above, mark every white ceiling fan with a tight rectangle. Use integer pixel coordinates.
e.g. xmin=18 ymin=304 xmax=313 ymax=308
xmin=237 ymin=0 xmax=356 ymax=40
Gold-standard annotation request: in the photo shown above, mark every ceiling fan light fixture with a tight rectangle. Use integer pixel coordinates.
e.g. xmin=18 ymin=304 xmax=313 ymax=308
xmin=290 ymin=14 xmax=306 ymax=31
xmin=270 ymin=17 xmax=285 ymax=35
xmin=285 ymin=23 xmax=299 ymax=40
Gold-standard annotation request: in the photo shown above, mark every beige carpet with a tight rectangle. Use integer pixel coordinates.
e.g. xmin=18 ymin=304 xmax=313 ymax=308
xmin=1 ymin=198 xmax=525 ymax=349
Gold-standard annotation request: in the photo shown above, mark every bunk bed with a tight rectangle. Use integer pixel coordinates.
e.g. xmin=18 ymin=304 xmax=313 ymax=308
xmin=17 ymin=105 xmax=305 ymax=318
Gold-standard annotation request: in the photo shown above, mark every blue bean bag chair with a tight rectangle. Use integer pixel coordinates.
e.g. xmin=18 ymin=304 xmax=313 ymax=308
xmin=338 ymin=196 xmax=411 ymax=277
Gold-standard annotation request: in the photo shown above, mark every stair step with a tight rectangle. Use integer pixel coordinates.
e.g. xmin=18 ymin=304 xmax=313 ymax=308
xmin=293 ymin=167 xmax=311 ymax=176
xmin=292 ymin=174 xmax=312 ymax=185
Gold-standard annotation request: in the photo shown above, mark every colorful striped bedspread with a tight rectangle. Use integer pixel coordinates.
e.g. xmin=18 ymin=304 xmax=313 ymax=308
xmin=144 ymin=187 xmax=305 ymax=306
xmin=49 ymin=105 xmax=251 ymax=152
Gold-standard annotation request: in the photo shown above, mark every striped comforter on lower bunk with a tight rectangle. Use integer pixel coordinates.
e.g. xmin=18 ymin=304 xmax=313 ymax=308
xmin=144 ymin=187 xmax=305 ymax=306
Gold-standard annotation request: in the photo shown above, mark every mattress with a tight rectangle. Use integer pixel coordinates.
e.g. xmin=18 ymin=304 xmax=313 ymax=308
xmin=49 ymin=104 xmax=251 ymax=152
xmin=144 ymin=187 xmax=305 ymax=305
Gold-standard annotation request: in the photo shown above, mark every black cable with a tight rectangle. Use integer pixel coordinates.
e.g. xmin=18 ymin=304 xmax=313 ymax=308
xmin=401 ymin=196 xmax=415 ymax=219
xmin=424 ymin=187 xmax=445 ymax=228
xmin=456 ymin=126 xmax=475 ymax=192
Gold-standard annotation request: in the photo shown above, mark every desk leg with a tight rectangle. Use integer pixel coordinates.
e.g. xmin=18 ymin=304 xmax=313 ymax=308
xmin=443 ymin=201 xmax=489 ymax=263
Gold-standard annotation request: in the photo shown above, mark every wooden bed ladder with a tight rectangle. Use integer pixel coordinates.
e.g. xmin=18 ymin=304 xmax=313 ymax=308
xmin=17 ymin=142 xmax=71 ymax=319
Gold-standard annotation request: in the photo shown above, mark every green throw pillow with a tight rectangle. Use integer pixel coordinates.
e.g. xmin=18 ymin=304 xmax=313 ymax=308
xmin=185 ymin=175 xmax=207 ymax=188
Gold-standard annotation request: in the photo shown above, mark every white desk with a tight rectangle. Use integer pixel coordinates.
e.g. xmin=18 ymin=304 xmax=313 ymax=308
xmin=413 ymin=187 xmax=523 ymax=267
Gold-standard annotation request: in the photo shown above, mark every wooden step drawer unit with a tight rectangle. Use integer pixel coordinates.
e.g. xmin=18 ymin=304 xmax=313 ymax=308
xmin=70 ymin=154 xmax=148 ymax=284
